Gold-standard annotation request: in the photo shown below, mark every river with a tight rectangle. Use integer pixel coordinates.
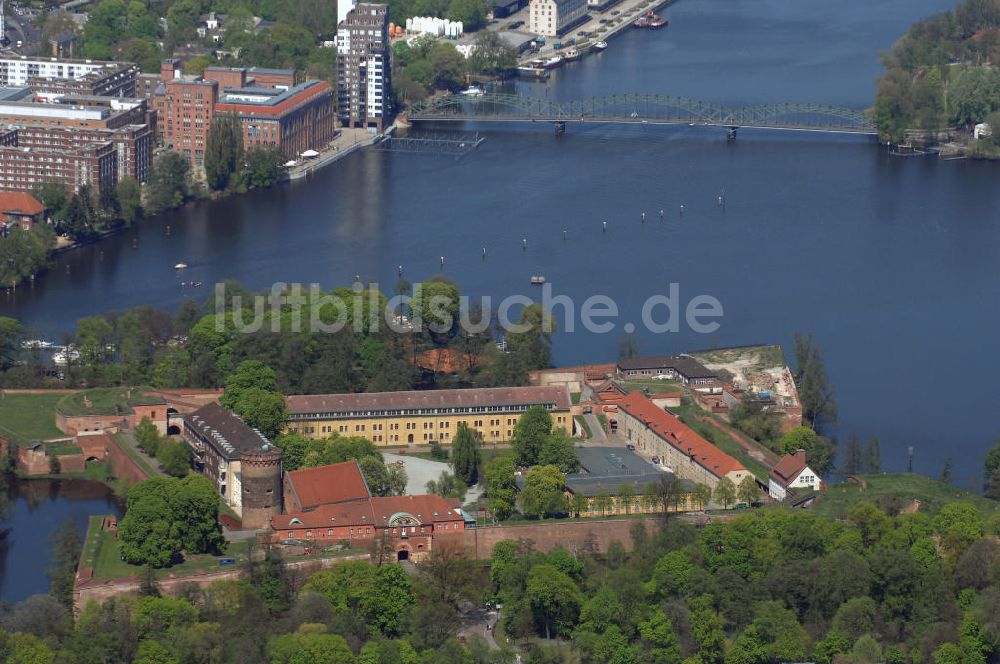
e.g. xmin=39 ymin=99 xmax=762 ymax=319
xmin=0 ymin=478 xmax=121 ymax=603
xmin=1 ymin=0 xmax=997 ymax=485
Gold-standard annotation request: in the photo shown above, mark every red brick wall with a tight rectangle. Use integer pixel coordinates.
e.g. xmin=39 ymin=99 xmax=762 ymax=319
xmin=100 ymin=434 xmax=150 ymax=484
xmin=437 ymin=517 xmax=663 ymax=559
xmin=17 ymin=445 xmax=49 ymax=475
xmin=57 ymin=454 xmax=85 ymax=473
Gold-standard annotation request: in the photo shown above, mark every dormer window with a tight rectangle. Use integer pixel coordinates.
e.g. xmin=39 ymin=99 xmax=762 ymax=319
xmin=289 ymin=518 xmax=302 ymax=525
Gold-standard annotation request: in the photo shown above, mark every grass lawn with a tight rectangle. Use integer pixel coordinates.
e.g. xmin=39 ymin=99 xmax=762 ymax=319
xmin=57 ymin=387 xmax=164 ymax=417
xmin=46 ymin=441 xmax=82 ymax=456
xmin=621 ymin=378 xmax=685 ymax=394
xmin=811 ymin=473 xmax=1000 ymax=520
xmin=676 ymin=411 xmax=770 ymax=482
xmin=111 ymin=433 xmax=159 ymax=477
xmin=0 ymin=393 xmax=66 ymax=445
xmin=575 ymin=415 xmax=592 ymax=438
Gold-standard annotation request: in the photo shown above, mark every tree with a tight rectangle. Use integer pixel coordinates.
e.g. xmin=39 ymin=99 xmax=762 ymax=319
xmin=268 ymin=626 xmax=355 ymax=664
xmin=47 ymin=518 xmax=82 ymax=609
xmin=842 ymin=434 xmax=863 ymax=476
xmin=116 ymin=176 xmax=142 ymax=223
xmin=134 ymin=417 xmax=161 ymax=456
xmin=428 ymin=42 xmax=467 ymax=91
xmin=506 ymin=304 xmax=556 ymax=372
xmin=736 ymin=476 xmax=760 ymax=506
xmin=520 ymin=465 xmax=567 ymax=518
xmin=864 ymin=438 xmax=882 ymax=474
xmin=451 ymin=423 xmax=482 ymax=486
xmin=940 ymin=456 xmax=954 ymax=483
xmin=227 ymin=387 xmax=287 ymax=439
xmin=446 ymin=0 xmax=486 ymax=30
xmin=386 ymin=461 xmax=408 ymax=496
xmin=221 ymin=360 xmax=280 ymax=408
xmin=716 ymin=477 xmax=737 ymax=509
xmin=158 ymin=442 xmax=192 ymax=478
xmin=538 ymin=431 xmax=579 ymax=474
xmin=466 ymin=30 xmax=516 ymax=76
xmin=793 ymin=333 xmax=837 ymax=430
xmin=617 ymin=483 xmax=635 ymax=515
xmin=204 ymin=114 xmax=245 ymax=191
xmin=145 ymin=152 xmax=190 ymax=214
xmin=425 ymin=471 xmax=467 ymax=501
xmin=483 ymin=455 xmax=517 ymax=521
xmin=778 ymin=426 xmax=835 ymax=475
xmin=692 ymin=483 xmax=712 ymax=510
xmin=512 ymin=406 xmax=553 ymax=467
xmin=245 ymin=148 xmax=286 ymax=188
xmin=524 ymin=563 xmax=582 ymax=639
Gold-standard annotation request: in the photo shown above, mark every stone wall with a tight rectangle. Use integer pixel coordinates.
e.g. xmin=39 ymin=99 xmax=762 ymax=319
xmin=90 ymin=433 xmax=150 ymax=484
xmin=436 ymin=517 xmax=664 ymax=559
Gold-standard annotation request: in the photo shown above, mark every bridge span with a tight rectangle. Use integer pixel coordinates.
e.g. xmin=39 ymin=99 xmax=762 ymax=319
xmin=408 ymin=92 xmax=878 ymax=137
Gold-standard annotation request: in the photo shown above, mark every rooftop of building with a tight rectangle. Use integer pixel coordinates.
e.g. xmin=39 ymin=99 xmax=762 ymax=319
xmin=56 ymin=387 xmax=165 ymax=417
xmin=558 ymin=446 xmax=691 ymax=497
xmin=273 ymin=493 xmax=464 ymax=530
xmin=217 ymin=79 xmax=328 ymax=107
xmin=618 ymin=392 xmax=745 ymax=478
xmin=184 ymin=402 xmax=276 ymax=460
xmin=617 ymin=355 xmax=717 ymax=379
xmin=0 ymin=191 xmax=44 ymax=215
xmin=770 ymin=450 xmax=809 ymax=486
xmin=0 ymin=87 xmax=32 ymax=102
xmin=0 ymin=95 xmax=145 ymax=122
xmin=286 ymin=385 xmax=572 ymax=415
xmin=0 ymin=55 xmax=132 ymax=68
xmin=285 ymin=461 xmax=371 ymax=509
xmin=576 ymin=446 xmax=656 ymax=476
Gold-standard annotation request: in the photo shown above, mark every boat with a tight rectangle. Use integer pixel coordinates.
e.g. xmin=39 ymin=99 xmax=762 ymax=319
xmin=634 ymin=11 xmax=667 ymax=28
xmin=174 ymin=262 xmax=188 ymax=269
xmin=460 ymin=85 xmax=485 ymax=96
xmin=52 ymin=347 xmax=80 ymax=366
xmin=562 ymin=48 xmax=582 ymax=62
xmin=20 ymin=340 xmax=54 ymax=350
xmin=543 ymin=56 xmax=563 ymax=68
xmin=530 ymin=276 xmax=546 ymax=285
xmin=593 ymin=40 xmax=608 ymax=51
xmin=517 ymin=65 xmax=550 ymax=79
xmin=192 ymin=281 xmax=204 ymax=288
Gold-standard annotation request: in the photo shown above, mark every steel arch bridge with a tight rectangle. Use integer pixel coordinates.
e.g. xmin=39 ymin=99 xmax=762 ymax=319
xmin=407 ymin=92 xmax=877 ymax=135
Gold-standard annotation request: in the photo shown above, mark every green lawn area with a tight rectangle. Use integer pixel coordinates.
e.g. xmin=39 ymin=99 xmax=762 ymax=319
xmin=57 ymin=387 xmax=164 ymax=417
xmin=811 ymin=473 xmax=1000 ymax=520
xmin=621 ymin=378 xmax=685 ymax=394
xmin=575 ymin=415 xmax=592 ymax=438
xmin=46 ymin=441 xmax=82 ymax=456
xmin=0 ymin=392 xmax=66 ymax=445
xmin=676 ymin=411 xmax=770 ymax=482
xmin=111 ymin=433 xmax=159 ymax=477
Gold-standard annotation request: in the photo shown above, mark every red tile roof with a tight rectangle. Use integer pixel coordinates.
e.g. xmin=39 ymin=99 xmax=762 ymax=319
xmin=286 ymin=386 xmax=571 ymax=414
xmin=272 ymin=494 xmax=463 ymax=530
xmin=618 ymin=392 xmax=745 ymax=478
xmin=285 ymin=461 xmax=370 ymax=509
xmin=0 ymin=192 xmax=44 ymax=216
xmin=770 ymin=451 xmax=808 ymax=486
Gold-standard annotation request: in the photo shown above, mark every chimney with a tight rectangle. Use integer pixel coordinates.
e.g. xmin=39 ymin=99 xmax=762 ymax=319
xmin=795 ymin=448 xmax=806 ymax=461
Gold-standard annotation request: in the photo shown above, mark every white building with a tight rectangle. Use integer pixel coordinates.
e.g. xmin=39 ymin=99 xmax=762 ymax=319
xmin=336 ymin=3 xmax=390 ymax=132
xmin=768 ymin=450 xmax=821 ymax=501
xmin=528 ymin=0 xmax=587 ymax=37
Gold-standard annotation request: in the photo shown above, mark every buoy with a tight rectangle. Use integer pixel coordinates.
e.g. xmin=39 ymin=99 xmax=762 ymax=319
xmin=602 ymin=221 xmax=607 ymax=232
xmin=166 ymin=225 xmax=171 ymax=235
xmin=440 ymin=256 xmax=445 ymax=269
xmin=659 ymin=209 xmax=665 ymax=221
xmin=482 ymin=247 xmax=487 ymax=258
xmin=679 ymin=205 xmax=685 ymax=216
xmin=563 ymin=230 xmax=567 ymax=240
xmin=398 ymin=265 xmax=403 ymax=277
xmin=522 ymin=238 xmax=527 ymax=250
xmin=355 ymin=273 xmax=361 ymax=283
xmin=641 ymin=211 xmax=646 ymax=223
xmin=132 ymin=239 xmax=138 ymax=248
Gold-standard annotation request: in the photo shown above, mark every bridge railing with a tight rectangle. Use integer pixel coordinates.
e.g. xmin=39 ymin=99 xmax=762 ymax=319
xmin=408 ymin=93 xmax=877 ymax=133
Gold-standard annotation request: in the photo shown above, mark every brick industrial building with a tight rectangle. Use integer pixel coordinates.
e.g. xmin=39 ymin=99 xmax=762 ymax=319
xmin=0 ymin=92 xmax=155 ymax=193
xmin=152 ymin=60 xmax=334 ymax=168
xmin=336 ymin=3 xmax=391 ymax=131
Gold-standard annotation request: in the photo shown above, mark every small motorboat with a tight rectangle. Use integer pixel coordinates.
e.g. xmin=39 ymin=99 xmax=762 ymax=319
xmin=461 ymin=85 xmax=485 ymax=96
xmin=192 ymin=281 xmax=204 ymax=288
xmin=174 ymin=262 xmax=188 ymax=269
xmin=52 ymin=347 xmax=80 ymax=366
xmin=530 ymin=276 xmax=546 ymax=285
xmin=593 ymin=41 xmax=608 ymax=51
xmin=562 ymin=48 xmax=582 ymax=62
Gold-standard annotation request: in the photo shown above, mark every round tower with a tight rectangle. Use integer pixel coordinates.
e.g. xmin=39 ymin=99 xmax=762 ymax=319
xmin=240 ymin=445 xmax=283 ymax=530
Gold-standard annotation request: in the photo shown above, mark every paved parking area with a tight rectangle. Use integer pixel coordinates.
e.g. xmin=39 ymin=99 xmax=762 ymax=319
xmin=384 ymin=453 xmax=484 ymax=504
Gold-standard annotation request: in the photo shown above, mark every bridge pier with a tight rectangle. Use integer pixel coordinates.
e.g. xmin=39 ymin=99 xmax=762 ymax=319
xmin=554 ymin=121 xmax=566 ymax=135
xmin=727 ymin=126 xmax=738 ymax=141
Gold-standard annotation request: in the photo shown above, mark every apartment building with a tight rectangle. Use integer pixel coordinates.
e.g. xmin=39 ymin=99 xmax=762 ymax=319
xmin=336 ymin=3 xmax=390 ymax=132
xmin=285 ymin=386 xmax=574 ymax=446
xmin=0 ymin=56 xmax=139 ymax=98
xmin=528 ymin=0 xmax=587 ymax=36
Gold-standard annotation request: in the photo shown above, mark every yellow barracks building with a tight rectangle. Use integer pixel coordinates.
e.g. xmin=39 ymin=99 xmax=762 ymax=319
xmin=285 ymin=386 xmax=574 ymax=446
